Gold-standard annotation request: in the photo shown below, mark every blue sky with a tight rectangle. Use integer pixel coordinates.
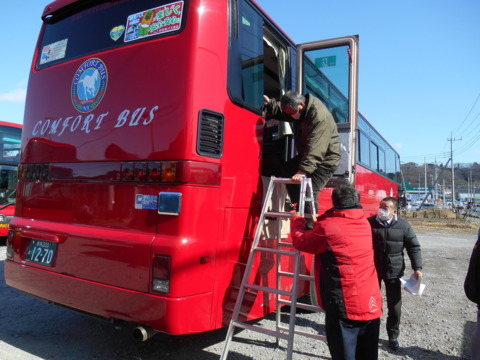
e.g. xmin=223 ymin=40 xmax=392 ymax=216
xmin=1 ymin=1 xmax=479 ymax=166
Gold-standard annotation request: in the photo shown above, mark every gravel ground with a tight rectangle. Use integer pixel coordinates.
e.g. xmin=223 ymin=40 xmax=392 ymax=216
xmin=1 ymin=222 xmax=478 ymax=360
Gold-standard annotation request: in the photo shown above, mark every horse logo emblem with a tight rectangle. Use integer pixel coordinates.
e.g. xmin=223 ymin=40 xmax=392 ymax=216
xmin=71 ymin=58 xmax=108 ymax=113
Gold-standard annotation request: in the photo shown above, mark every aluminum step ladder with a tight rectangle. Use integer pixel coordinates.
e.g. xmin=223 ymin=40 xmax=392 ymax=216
xmin=220 ymin=176 xmax=326 ymax=360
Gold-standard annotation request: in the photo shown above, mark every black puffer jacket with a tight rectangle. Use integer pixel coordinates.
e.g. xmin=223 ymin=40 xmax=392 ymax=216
xmin=367 ymin=216 xmax=423 ymax=280
xmin=464 ymin=230 xmax=480 ymax=304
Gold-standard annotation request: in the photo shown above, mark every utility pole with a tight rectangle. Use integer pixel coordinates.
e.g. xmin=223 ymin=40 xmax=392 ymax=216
xmin=448 ymin=132 xmax=462 ymax=204
xmin=424 ymin=157 xmax=427 ymax=200
xmin=443 ymin=179 xmax=446 ymax=208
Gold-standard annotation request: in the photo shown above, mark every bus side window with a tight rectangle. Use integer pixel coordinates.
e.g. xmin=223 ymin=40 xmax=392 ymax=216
xmin=238 ymin=2 xmax=264 ymax=109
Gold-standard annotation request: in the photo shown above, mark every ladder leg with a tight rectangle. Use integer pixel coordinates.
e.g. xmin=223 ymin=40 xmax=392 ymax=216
xmin=221 ymin=176 xmax=279 ymax=360
xmin=221 ymin=177 xmax=323 ymax=360
xmin=275 ymin=181 xmax=283 ymax=347
xmin=286 ymin=250 xmax=301 ymax=360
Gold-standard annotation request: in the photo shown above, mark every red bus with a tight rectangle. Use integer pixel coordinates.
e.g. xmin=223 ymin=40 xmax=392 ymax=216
xmin=0 ymin=121 xmax=22 ymax=237
xmin=5 ymin=0 xmax=401 ymax=337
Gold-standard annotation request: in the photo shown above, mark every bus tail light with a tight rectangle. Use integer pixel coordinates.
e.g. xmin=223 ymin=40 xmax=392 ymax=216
xmin=160 ymin=161 xmax=177 ymax=182
xmin=20 ymin=161 xmax=220 ymax=185
xmin=152 ymin=255 xmax=171 ymax=294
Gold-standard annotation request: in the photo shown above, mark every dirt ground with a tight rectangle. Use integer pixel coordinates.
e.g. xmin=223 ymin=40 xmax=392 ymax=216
xmin=1 ymin=213 xmax=479 ymax=359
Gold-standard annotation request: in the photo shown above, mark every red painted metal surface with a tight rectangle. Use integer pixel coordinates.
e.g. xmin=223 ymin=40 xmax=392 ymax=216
xmin=5 ymin=0 xmax=398 ymax=335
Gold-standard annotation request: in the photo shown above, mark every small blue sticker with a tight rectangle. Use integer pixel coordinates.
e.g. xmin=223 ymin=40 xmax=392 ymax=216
xmin=135 ymin=194 xmax=158 ymax=210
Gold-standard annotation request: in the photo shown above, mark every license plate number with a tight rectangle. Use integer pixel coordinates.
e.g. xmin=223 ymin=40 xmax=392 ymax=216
xmin=25 ymin=239 xmax=58 ymax=267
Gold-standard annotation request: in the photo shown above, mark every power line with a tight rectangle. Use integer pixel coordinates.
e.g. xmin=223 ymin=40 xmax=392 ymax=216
xmin=454 ymin=92 xmax=480 ymax=138
xmin=401 ymin=93 xmax=480 ymax=164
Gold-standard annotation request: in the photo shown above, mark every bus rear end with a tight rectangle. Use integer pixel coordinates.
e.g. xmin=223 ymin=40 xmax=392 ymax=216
xmin=5 ymin=0 xmax=243 ymax=335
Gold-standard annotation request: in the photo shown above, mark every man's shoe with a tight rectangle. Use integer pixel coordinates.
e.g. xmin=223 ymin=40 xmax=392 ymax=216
xmin=388 ymin=339 xmax=400 ymax=351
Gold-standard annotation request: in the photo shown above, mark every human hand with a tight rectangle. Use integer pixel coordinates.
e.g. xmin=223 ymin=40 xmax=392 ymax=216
xmin=414 ymin=270 xmax=423 ymax=279
xmin=263 ymin=95 xmax=270 ymax=106
xmin=291 ymin=171 xmax=306 ymax=182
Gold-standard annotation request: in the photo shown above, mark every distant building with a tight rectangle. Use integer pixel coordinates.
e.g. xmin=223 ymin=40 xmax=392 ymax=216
xmin=404 ymin=182 xmax=433 ymax=202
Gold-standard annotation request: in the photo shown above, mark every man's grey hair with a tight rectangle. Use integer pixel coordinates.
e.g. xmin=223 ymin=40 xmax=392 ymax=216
xmin=332 ymin=185 xmax=360 ymax=208
xmin=280 ymin=90 xmax=305 ymax=110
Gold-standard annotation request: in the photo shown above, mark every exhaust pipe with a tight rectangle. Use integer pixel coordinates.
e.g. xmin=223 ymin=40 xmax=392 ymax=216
xmin=133 ymin=326 xmax=158 ymax=342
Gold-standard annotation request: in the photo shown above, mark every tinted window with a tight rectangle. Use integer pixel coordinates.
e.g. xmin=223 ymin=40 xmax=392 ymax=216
xmin=358 ymin=130 xmax=370 ymax=167
xmin=0 ymin=126 xmax=21 ymax=164
xmin=370 ymin=142 xmax=379 ymax=171
xmin=303 ymin=52 xmax=348 ymax=124
xmin=238 ymin=2 xmax=264 ymax=109
xmin=386 ymin=148 xmax=398 ymax=181
xmin=38 ymin=0 xmax=188 ymax=69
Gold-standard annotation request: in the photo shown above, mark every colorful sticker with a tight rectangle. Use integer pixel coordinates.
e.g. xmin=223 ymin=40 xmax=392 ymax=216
xmin=71 ymin=58 xmax=108 ymax=113
xmin=124 ymin=1 xmax=184 ymax=42
xmin=135 ymin=194 xmax=158 ymax=210
xmin=40 ymin=39 xmax=68 ymax=65
xmin=110 ymin=25 xmax=125 ymax=41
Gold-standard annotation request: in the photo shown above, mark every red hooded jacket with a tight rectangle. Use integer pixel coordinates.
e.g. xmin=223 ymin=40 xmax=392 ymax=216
xmin=291 ymin=208 xmax=382 ymax=321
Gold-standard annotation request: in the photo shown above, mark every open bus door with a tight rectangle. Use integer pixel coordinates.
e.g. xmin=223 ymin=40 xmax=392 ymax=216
xmin=296 ymin=35 xmax=359 ymax=187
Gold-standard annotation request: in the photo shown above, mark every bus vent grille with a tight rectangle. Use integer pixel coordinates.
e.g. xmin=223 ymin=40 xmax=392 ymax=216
xmin=197 ymin=110 xmax=224 ymax=158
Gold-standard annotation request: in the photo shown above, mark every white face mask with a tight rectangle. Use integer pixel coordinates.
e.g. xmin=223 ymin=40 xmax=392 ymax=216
xmin=291 ymin=111 xmax=301 ymax=120
xmin=377 ymin=208 xmax=391 ymax=222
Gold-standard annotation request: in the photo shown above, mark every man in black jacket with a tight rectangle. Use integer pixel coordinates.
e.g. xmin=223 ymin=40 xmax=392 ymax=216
xmin=367 ymin=197 xmax=423 ymax=351
xmin=464 ymin=229 xmax=480 ymax=360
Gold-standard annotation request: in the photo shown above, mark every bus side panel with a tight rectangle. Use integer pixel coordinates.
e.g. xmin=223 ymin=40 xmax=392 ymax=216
xmin=355 ymin=164 xmax=398 ymax=216
xmin=316 ymin=166 xmax=398 ymax=217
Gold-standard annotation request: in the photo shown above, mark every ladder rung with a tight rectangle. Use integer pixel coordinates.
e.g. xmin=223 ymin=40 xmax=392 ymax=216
xmin=253 ymin=247 xmax=295 ymax=257
xmin=269 ymin=178 xmax=304 ymax=185
xmin=265 ymin=211 xmax=315 ymax=219
xmin=247 ymin=283 xmax=294 ymax=297
xmin=277 ymin=324 xmax=327 ymax=341
xmin=278 ymin=271 xmax=315 ymax=282
xmin=278 ymin=298 xmax=322 ymax=312
xmin=264 ymin=211 xmax=293 ymax=219
xmin=232 ymin=321 xmax=290 ymax=340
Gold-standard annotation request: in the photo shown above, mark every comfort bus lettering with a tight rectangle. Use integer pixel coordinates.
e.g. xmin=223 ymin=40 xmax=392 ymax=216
xmin=32 ymin=105 xmax=158 ymax=136
xmin=115 ymin=106 xmax=158 ymax=127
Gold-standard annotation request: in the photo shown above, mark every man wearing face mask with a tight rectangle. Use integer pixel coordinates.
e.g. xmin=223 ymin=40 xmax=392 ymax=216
xmin=367 ymin=197 xmax=423 ymax=351
xmin=263 ymin=91 xmax=341 ymax=225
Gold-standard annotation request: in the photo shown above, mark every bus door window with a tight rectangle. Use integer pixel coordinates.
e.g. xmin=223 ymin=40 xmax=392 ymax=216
xmin=230 ymin=1 xmax=292 ymax=176
xmin=297 ymin=40 xmax=358 ymax=186
xmin=261 ymin=34 xmax=292 ymax=176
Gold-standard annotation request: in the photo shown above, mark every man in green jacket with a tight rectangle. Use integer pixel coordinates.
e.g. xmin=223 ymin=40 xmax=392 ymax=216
xmin=263 ymin=90 xmax=341 ymax=224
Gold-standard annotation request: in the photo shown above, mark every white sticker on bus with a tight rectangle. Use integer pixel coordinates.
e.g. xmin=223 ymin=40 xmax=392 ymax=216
xmin=135 ymin=194 xmax=158 ymax=210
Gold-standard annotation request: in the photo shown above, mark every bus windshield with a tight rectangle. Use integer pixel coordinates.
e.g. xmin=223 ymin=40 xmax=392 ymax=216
xmin=38 ymin=0 xmax=187 ymax=69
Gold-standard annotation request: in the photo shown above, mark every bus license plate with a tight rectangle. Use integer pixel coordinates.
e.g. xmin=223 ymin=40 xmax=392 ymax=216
xmin=25 ymin=239 xmax=58 ymax=267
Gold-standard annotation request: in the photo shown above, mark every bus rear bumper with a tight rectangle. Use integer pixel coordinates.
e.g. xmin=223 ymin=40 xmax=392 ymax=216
xmin=4 ymin=260 xmax=214 ymax=335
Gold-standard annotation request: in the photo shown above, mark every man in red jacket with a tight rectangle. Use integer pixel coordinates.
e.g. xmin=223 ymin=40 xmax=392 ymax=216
xmin=291 ymin=185 xmax=382 ymax=360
